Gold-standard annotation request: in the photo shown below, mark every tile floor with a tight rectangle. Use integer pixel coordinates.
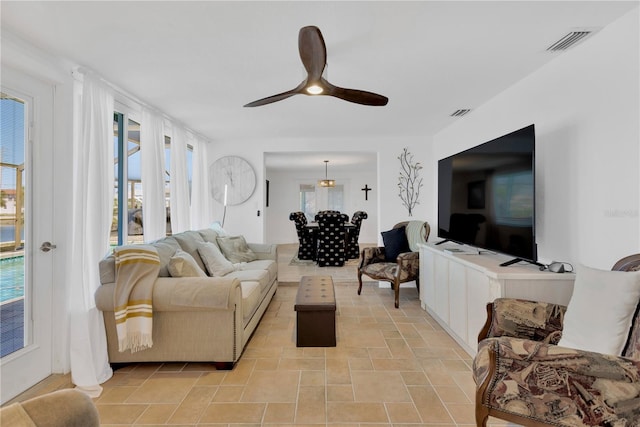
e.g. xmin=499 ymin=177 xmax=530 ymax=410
xmin=6 ymin=244 xmax=512 ymax=426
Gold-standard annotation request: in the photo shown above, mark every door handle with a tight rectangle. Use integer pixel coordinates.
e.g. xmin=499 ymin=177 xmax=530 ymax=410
xmin=40 ymin=241 xmax=57 ymax=252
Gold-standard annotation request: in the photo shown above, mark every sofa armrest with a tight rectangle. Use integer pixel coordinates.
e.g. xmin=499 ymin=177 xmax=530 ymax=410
xmin=248 ymin=243 xmax=277 ymax=261
xmin=474 ymin=337 xmax=640 ymax=426
xmin=478 ymin=298 xmax=566 ymax=343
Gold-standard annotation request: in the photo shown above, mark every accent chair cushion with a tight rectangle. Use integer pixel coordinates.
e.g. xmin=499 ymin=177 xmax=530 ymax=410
xmin=217 ymin=235 xmax=258 ymax=263
xmin=381 ymin=227 xmax=410 ymax=262
xmin=558 ymin=263 xmax=640 ymax=355
xmin=168 ymin=250 xmax=207 ymax=278
xmin=197 ymin=241 xmax=236 ymax=277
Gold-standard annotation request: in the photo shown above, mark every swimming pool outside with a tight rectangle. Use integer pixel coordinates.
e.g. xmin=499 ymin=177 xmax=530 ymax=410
xmin=0 ymin=256 xmax=24 ymax=303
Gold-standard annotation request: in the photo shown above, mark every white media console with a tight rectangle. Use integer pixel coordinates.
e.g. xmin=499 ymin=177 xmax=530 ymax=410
xmin=418 ymin=242 xmax=576 ymax=356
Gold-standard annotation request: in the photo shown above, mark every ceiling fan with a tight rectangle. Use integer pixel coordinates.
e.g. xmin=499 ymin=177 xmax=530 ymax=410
xmin=244 ymin=26 xmax=388 ymax=107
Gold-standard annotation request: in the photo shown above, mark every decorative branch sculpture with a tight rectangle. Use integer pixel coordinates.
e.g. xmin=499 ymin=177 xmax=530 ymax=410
xmin=397 ymin=148 xmax=423 ymax=216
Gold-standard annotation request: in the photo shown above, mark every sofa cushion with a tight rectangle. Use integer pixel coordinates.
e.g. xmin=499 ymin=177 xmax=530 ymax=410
xmin=198 ymin=241 xmax=236 ymax=277
xmin=241 ymin=281 xmax=262 ymax=321
xmin=172 ymin=231 xmax=207 ymax=272
xmin=381 ymin=227 xmax=410 ymax=262
xmin=558 ymin=263 xmax=640 ymax=355
xmin=168 ymin=250 xmax=207 ymax=278
xmin=225 ymin=269 xmax=270 ymax=294
xmin=197 ymin=228 xmax=220 ymax=245
xmin=152 ymin=237 xmax=181 ymax=277
xmin=239 ymin=260 xmax=277 ymax=286
xmin=217 ymin=236 xmax=258 ymax=263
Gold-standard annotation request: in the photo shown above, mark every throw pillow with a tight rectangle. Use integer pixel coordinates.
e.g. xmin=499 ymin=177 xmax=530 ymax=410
xmin=168 ymin=250 xmax=207 ymax=278
xmin=558 ymin=263 xmax=640 ymax=355
xmin=381 ymin=226 xmax=410 ymax=262
xmin=217 ymin=235 xmax=257 ymax=263
xmin=197 ymin=241 xmax=235 ymax=277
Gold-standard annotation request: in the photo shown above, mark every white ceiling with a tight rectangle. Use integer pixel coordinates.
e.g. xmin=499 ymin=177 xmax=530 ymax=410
xmin=2 ymin=1 xmax=637 ymax=173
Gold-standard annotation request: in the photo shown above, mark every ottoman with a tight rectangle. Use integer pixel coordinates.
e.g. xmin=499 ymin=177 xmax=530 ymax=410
xmin=294 ymin=275 xmax=336 ymax=347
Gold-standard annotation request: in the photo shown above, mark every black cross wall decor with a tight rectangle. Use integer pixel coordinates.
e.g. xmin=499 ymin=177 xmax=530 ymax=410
xmin=361 ymin=185 xmax=372 ymax=201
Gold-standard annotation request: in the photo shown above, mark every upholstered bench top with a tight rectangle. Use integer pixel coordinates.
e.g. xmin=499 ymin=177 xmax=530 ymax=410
xmin=295 ymin=275 xmax=336 ymax=311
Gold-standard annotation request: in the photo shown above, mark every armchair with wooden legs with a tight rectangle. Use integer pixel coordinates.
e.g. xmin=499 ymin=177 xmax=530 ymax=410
xmin=357 ymin=221 xmax=430 ymax=308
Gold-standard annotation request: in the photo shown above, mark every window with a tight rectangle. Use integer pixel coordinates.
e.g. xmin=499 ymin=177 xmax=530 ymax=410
xmin=112 ymin=113 xmax=193 ymax=244
xmin=112 ymin=114 xmax=142 ymax=245
xmin=327 ymin=185 xmax=344 ymax=212
xmin=299 ymin=184 xmax=316 ymax=221
xmin=299 ymin=183 xmax=344 ymax=221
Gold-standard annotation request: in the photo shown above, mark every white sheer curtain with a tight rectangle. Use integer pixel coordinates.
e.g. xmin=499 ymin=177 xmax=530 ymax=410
xmin=169 ymin=126 xmax=191 ymax=233
xmin=140 ymin=109 xmax=167 ymax=242
xmin=190 ymin=136 xmax=212 ymax=229
xmin=68 ymin=73 xmax=114 ymax=396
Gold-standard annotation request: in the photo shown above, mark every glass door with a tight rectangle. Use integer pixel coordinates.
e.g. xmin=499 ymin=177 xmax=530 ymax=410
xmin=0 ymin=69 xmax=54 ymax=404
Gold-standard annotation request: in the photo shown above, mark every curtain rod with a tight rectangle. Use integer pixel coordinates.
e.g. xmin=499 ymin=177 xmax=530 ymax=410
xmin=73 ymin=66 xmax=211 ymax=144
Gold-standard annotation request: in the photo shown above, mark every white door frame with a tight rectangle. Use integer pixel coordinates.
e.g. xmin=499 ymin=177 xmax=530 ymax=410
xmin=1 ymin=68 xmax=55 ymax=404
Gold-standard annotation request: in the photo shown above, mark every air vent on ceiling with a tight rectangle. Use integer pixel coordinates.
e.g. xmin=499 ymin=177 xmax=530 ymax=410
xmin=547 ymin=31 xmax=593 ymax=51
xmin=450 ymin=109 xmax=471 ymax=117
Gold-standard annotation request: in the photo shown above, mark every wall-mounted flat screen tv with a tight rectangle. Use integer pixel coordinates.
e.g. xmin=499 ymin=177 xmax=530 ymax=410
xmin=437 ymin=124 xmax=537 ymax=266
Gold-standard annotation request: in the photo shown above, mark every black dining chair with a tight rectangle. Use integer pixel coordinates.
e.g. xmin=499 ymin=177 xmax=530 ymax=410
xmin=289 ymin=211 xmax=317 ymax=260
xmin=346 ymin=211 xmax=368 ymax=259
xmin=314 ymin=210 xmax=341 ymax=221
xmin=316 ymin=212 xmax=349 ymax=267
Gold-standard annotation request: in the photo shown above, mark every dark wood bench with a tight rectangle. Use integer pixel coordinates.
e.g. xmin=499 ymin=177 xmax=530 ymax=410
xmin=294 ymin=275 xmax=336 ymax=347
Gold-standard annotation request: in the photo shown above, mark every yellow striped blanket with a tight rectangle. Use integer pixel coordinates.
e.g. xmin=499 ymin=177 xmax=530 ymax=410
xmin=113 ymin=245 xmax=160 ymax=353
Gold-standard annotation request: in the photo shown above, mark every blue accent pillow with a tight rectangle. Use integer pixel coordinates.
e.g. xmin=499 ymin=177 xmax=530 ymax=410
xmin=381 ymin=227 xmax=410 ymax=262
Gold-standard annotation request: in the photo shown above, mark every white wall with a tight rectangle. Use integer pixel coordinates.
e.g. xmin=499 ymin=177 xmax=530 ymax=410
xmin=207 ymin=138 xmax=432 ymax=244
xmin=432 ymin=9 xmax=639 ymax=270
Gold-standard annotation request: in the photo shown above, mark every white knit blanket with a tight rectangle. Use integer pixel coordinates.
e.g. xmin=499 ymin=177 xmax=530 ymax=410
xmin=113 ymin=245 xmax=160 ymax=353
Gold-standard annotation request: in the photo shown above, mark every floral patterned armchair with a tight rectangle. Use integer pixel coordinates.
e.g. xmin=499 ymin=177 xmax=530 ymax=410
xmin=357 ymin=221 xmax=429 ymax=308
xmin=473 ymin=254 xmax=640 ymax=427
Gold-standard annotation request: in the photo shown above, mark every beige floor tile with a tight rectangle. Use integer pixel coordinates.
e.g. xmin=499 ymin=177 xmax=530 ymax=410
xmin=327 ymin=384 xmax=355 ymax=402
xmin=195 ymin=371 xmax=227 ymax=386
xmin=135 ymin=403 xmax=178 ymax=424
xmin=385 ymin=402 xmax=422 ymax=423
xmin=435 ymin=385 xmax=473 ymax=404
xmin=221 ymin=359 xmax=256 ymax=385
xmin=212 ymin=385 xmax=245 ymax=402
xmin=441 ymin=359 xmax=472 ymax=372
xmin=351 ymin=371 xmax=411 ymax=402
xmin=295 ymin=386 xmax=326 ymax=423
xmin=199 ymin=402 xmax=266 ymax=423
xmin=407 ymin=385 xmax=455 ymax=424
xmin=96 ymin=385 xmax=138 ymax=403
xmin=126 ymin=372 xmax=201 ymax=404
xmin=168 ymin=386 xmax=217 ymax=424
xmin=446 ymin=403 xmax=477 ymax=424
xmin=96 ymin=403 xmax=148 ymax=424
xmin=348 ymin=357 xmax=373 ymax=371
xmin=372 ymin=357 xmax=422 ymax=371
xmin=400 ymin=370 xmax=430 ymax=386
xmin=327 ymin=402 xmax=389 ymax=423
xmin=241 ymin=370 xmax=300 ymax=402
xmin=264 ymin=402 xmax=296 ymax=423
xmin=300 ymin=370 xmax=325 ymax=386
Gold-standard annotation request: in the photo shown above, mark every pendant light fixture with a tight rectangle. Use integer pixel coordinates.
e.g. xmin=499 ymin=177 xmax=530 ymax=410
xmin=318 ymin=160 xmax=335 ymax=188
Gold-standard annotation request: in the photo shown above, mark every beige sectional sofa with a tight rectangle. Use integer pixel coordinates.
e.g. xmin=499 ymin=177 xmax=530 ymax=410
xmin=94 ymin=228 xmax=278 ymax=369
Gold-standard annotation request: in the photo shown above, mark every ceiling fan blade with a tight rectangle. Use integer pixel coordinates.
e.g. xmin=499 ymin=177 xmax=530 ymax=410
xmin=243 ymin=85 xmax=304 ymax=107
xmin=298 ymin=26 xmax=327 ymax=80
xmin=324 ymin=80 xmax=389 ymax=106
